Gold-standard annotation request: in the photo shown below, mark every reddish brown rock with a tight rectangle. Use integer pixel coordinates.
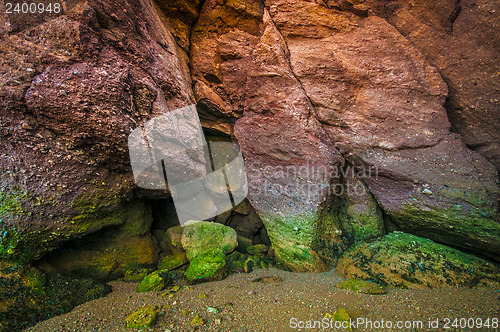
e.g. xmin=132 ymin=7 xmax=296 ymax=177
xmin=191 ymin=1 xmax=346 ymax=271
xmin=0 ymin=0 xmax=194 ymax=262
xmin=266 ymin=0 xmax=499 ymax=261
xmin=365 ymin=0 xmax=500 ymax=170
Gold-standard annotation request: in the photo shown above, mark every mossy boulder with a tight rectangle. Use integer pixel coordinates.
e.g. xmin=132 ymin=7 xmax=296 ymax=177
xmin=158 ymin=252 xmax=188 ymax=271
xmin=359 ymin=138 xmax=500 ymax=261
xmin=125 ymin=307 xmax=157 ymax=329
xmin=337 ymin=279 xmax=386 ymax=294
xmin=181 ymin=221 xmax=237 ymax=260
xmin=261 ymin=213 xmax=332 ymax=272
xmin=185 ymin=251 xmax=227 ymax=282
xmin=136 ymin=270 xmax=171 ymax=293
xmin=336 ymin=232 xmax=500 ymax=289
xmin=180 ymin=221 xmax=237 ymax=282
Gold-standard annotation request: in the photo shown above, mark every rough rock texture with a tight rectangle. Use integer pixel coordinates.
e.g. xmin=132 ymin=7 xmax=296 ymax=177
xmin=338 ymin=168 xmax=385 ymax=243
xmin=365 ymin=0 xmax=500 ymax=170
xmin=264 ymin=0 xmax=499 ymax=261
xmin=359 ymin=136 xmax=500 ymax=259
xmin=336 ymin=232 xmax=500 ymax=289
xmin=191 ymin=0 xmax=347 ymax=271
xmin=0 ymin=2 xmax=499 ymax=329
xmin=0 ymin=0 xmax=194 ymax=264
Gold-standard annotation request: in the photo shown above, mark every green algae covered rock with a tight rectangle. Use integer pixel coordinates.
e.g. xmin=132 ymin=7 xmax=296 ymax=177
xmin=261 ymin=213 xmax=333 ymax=272
xmin=125 ymin=307 xmax=157 ymax=329
xmin=338 ymin=172 xmax=385 ymax=243
xmin=336 ymin=279 xmax=386 ymax=294
xmin=0 ymin=261 xmax=111 ymax=332
xmin=136 ymin=270 xmax=171 ymax=293
xmin=325 ymin=308 xmax=352 ymax=330
xmin=181 ymin=221 xmax=237 ymax=260
xmin=158 ymin=252 xmax=188 ymax=271
xmin=336 ymin=232 xmax=500 ymax=289
xmin=181 ymin=221 xmax=237 ymax=282
xmin=185 ymin=251 xmax=227 ymax=282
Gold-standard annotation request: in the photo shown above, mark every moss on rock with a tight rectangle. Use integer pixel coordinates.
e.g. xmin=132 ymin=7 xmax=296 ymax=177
xmin=181 ymin=221 xmax=237 ymax=260
xmin=158 ymin=252 xmax=188 ymax=271
xmin=390 ymin=202 xmax=500 ymax=261
xmin=136 ymin=270 xmax=172 ymax=293
xmin=261 ymin=213 xmax=331 ymax=272
xmin=0 ymin=261 xmax=111 ymax=332
xmin=185 ymin=251 xmax=227 ymax=282
xmin=337 ymin=279 xmax=386 ymax=294
xmin=336 ymin=231 xmax=500 ymax=288
xmin=125 ymin=307 xmax=157 ymax=329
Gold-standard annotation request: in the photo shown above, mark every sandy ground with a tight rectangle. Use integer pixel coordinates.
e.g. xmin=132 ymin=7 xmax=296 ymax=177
xmin=24 ymin=268 xmax=499 ymax=332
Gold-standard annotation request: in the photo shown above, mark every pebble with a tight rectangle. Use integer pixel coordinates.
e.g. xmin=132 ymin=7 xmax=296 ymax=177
xmin=207 ymin=306 xmax=219 ymax=313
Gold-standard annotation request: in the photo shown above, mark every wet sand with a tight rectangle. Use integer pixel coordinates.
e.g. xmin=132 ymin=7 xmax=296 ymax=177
xmin=25 ymin=268 xmax=499 ymax=331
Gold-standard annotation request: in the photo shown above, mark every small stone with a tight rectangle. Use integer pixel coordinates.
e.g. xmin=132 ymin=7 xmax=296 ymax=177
xmin=331 ymin=308 xmax=350 ymax=325
xmin=207 ymin=306 xmax=219 ymax=313
xmin=191 ymin=315 xmax=205 ymax=326
xmin=247 ymin=290 xmax=257 ymax=295
xmin=422 ymin=188 xmax=433 ymax=195
xmin=125 ymin=307 xmax=157 ymax=329
xmin=337 ymin=279 xmax=386 ymax=294
xmin=214 ymin=316 xmax=222 ymax=325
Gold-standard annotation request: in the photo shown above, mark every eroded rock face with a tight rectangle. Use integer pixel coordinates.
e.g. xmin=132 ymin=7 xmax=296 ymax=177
xmin=0 ymin=0 xmax=194 ymax=263
xmin=365 ymin=0 xmax=500 ymax=171
xmin=0 ymin=0 xmax=498 ymax=299
xmin=262 ymin=0 xmax=499 ymax=261
xmin=191 ymin=0 xmax=347 ymax=272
